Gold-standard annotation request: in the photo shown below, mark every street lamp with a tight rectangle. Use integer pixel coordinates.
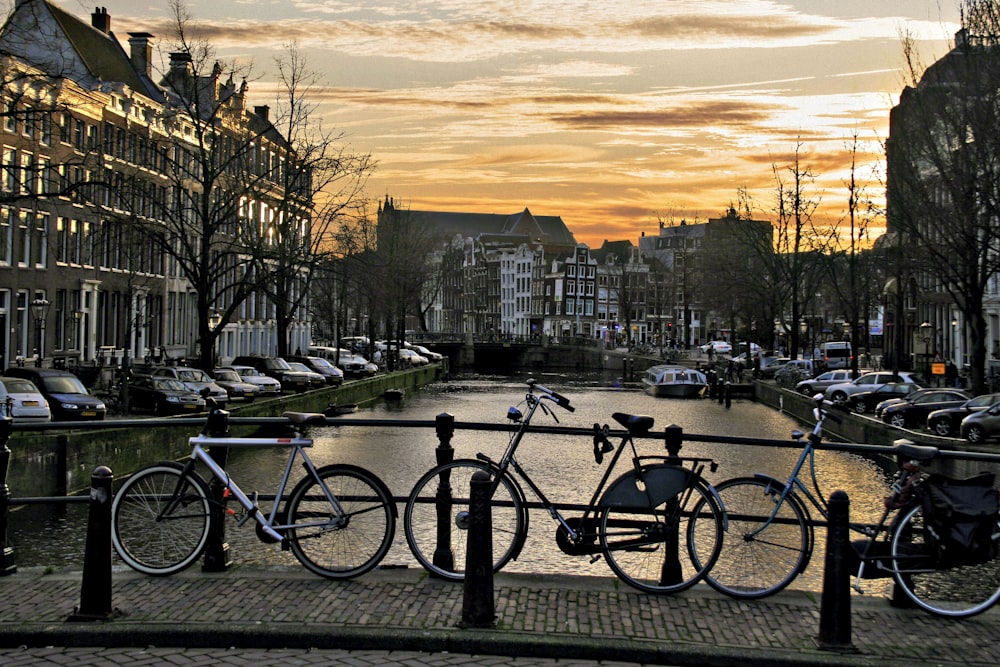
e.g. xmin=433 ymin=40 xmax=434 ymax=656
xmin=30 ymin=298 xmax=50 ymax=367
xmin=920 ymin=321 xmax=932 ymax=376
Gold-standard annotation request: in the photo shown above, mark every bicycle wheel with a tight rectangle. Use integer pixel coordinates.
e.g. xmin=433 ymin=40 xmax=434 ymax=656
xmin=890 ymin=502 xmax=1000 ymax=617
xmin=112 ymin=462 xmax=211 ymax=576
xmin=404 ymin=459 xmax=526 ymax=580
xmin=601 ymin=477 xmax=724 ymax=594
xmin=286 ymin=464 xmax=396 ymax=579
xmin=702 ymin=476 xmax=812 ymax=599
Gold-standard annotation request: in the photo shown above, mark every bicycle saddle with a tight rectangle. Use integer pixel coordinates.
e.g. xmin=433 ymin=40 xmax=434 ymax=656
xmin=892 ymin=438 xmax=939 ymax=462
xmin=612 ymin=412 xmax=654 ymax=435
xmin=282 ymin=412 xmax=328 ymax=427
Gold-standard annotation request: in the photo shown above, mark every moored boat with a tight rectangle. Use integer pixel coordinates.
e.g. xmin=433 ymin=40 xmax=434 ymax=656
xmin=641 ymin=365 xmax=708 ymax=398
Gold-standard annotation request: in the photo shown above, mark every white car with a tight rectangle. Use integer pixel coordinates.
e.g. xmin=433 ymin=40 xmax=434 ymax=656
xmin=412 ymin=344 xmax=443 ymax=362
xmin=823 ymin=371 xmax=923 ymax=404
xmin=0 ymin=376 xmax=51 ymax=422
xmin=700 ymin=340 xmax=732 ymax=354
xmin=225 ymin=366 xmax=282 ymax=395
xmin=397 ymin=349 xmax=429 ymax=366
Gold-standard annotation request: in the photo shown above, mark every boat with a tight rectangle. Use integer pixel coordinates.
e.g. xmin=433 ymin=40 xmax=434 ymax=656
xmin=324 ymin=402 xmax=358 ymax=417
xmin=383 ymin=388 xmax=405 ymax=400
xmin=641 ymin=365 xmax=708 ymax=398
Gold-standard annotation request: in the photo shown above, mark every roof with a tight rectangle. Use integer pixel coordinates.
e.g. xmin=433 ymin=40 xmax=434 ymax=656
xmin=381 ymin=200 xmax=577 ymax=250
xmin=1 ymin=1 xmax=162 ymax=100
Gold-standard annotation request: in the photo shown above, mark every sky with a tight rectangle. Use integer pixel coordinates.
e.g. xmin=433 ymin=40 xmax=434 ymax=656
xmin=56 ymin=0 xmax=962 ymax=248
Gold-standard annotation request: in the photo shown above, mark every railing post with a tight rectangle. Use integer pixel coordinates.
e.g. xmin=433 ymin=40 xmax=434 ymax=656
xmin=818 ymin=490 xmax=854 ymax=652
xmin=432 ymin=412 xmax=455 ymax=574
xmin=660 ymin=424 xmax=683 ymax=586
xmin=0 ymin=416 xmax=15 ymax=576
xmin=202 ymin=446 xmax=233 ymax=572
xmin=68 ymin=465 xmax=116 ymax=621
xmin=460 ymin=470 xmax=495 ymax=628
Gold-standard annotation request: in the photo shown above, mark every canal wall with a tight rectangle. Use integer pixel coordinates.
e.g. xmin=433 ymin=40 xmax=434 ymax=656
xmin=5 ymin=365 xmax=442 ymax=498
xmin=755 ymin=380 xmax=999 ymax=479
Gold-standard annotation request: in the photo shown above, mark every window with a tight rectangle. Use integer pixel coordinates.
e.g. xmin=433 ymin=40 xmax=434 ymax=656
xmin=59 ymin=114 xmax=71 ymax=143
xmin=2 ymin=147 xmax=15 ymax=192
xmin=0 ymin=206 xmax=11 ymax=265
xmin=17 ymin=209 xmax=29 ymax=266
xmin=33 ymin=212 xmax=47 ymax=268
xmin=73 ymin=119 xmax=85 ymax=151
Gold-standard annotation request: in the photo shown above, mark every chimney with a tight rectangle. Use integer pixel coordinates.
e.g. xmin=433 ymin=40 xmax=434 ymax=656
xmin=128 ymin=33 xmax=154 ymax=78
xmin=169 ymin=51 xmax=192 ymax=71
xmin=254 ymin=105 xmax=270 ymax=121
xmin=91 ymin=7 xmax=110 ymax=33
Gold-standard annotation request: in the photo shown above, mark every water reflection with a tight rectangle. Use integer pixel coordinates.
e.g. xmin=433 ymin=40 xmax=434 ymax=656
xmin=7 ymin=372 xmax=894 ymax=596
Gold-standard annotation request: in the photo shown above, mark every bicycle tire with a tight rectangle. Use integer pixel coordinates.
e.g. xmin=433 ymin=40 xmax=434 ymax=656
xmin=112 ymin=462 xmax=211 ymax=576
xmin=404 ymin=459 xmax=526 ymax=580
xmin=890 ymin=502 xmax=1000 ymax=617
xmin=701 ymin=476 xmax=812 ymax=599
xmin=600 ymin=477 xmax=724 ymax=594
xmin=285 ymin=464 xmax=396 ymax=579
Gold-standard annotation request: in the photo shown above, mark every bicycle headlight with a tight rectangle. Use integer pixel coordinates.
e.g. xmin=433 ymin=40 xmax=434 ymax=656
xmin=507 ymin=406 xmax=522 ymax=422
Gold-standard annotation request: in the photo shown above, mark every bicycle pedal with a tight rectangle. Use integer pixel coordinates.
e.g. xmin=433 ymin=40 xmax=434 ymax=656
xmin=589 ymin=555 xmax=602 ymax=564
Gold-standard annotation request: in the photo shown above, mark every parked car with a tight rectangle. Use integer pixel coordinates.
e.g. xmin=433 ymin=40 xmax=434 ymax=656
xmin=774 ymin=359 xmax=815 ymax=387
xmin=230 ymin=356 xmax=313 ymax=393
xmin=3 ymin=367 xmax=106 ymax=421
xmin=0 ymin=376 xmax=51 ymax=422
xmin=927 ymin=393 xmax=1000 ymax=437
xmin=335 ymin=351 xmax=379 ymax=378
xmin=846 ymin=382 xmax=922 ymax=415
xmin=759 ymin=357 xmax=791 ymax=379
xmin=286 ymin=355 xmax=344 ymax=386
xmin=823 ymin=371 xmax=923 ymax=405
xmin=411 ymin=344 xmax=444 ymax=363
xmin=795 ymin=369 xmax=854 ymax=396
xmin=128 ymin=375 xmax=206 ymax=415
xmin=879 ymin=388 xmax=972 ymax=428
xmin=961 ymin=403 xmax=1000 ymax=443
xmin=285 ymin=362 xmax=327 ymax=389
xmin=397 ymin=348 xmax=428 ymax=367
xmin=210 ymin=367 xmax=259 ymax=402
xmin=150 ymin=367 xmax=229 ymax=406
xmin=225 ymin=366 xmax=282 ymax=396
xmin=699 ymin=340 xmax=732 ymax=355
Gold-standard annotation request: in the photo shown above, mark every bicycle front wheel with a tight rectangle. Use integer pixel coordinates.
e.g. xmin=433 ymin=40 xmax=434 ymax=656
xmin=890 ymin=503 xmax=1000 ymax=617
xmin=112 ymin=462 xmax=211 ymax=576
xmin=404 ymin=459 xmax=526 ymax=580
xmin=286 ymin=464 xmax=396 ymax=579
xmin=600 ymin=478 xmax=724 ymax=594
xmin=703 ymin=477 xmax=812 ymax=599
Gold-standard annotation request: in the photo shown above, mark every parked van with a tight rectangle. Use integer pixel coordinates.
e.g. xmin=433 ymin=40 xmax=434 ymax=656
xmin=819 ymin=342 xmax=852 ymax=370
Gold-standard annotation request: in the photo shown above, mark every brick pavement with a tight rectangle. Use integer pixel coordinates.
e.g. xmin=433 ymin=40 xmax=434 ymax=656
xmin=0 ymin=565 xmax=997 ymax=666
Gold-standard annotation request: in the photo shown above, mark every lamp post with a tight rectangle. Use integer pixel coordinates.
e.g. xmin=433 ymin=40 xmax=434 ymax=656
xmin=208 ymin=311 xmax=222 ymax=367
xmin=919 ymin=321 xmax=932 ymax=377
xmin=800 ymin=319 xmax=808 ymax=362
xmin=30 ymin=298 xmax=50 ymax=367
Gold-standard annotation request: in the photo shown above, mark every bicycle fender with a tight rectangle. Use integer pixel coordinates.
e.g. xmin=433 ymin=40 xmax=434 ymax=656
xmin=599 ymin=465 xmax=691 ymax=508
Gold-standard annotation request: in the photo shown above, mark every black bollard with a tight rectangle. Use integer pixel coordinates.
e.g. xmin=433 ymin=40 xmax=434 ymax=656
xmin=0 ymin=417 xmax=15 ymax=576
xmin=818 ymin=490 xmax=855 ymax=651
xmin=432 ymin=413 xmax=455 ymax=574
xmin=724 ymin=382 xmax=732 ymax=408
xmin=716 ymin=378 xmax=724 ymax=404
xmin=460 ymin=470 xmax=495 ymax=628
xmin=68 ymin=466 xmax=116 ymax=621
xmin=202 ymin=446 xmax=233 ymax=572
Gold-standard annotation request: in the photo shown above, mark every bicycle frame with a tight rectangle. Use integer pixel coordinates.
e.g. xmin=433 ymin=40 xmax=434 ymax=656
xmin=481 ymin=383 xmax=714 ymax=550
xmin=171 ymin=433 xmax=345 ymax=543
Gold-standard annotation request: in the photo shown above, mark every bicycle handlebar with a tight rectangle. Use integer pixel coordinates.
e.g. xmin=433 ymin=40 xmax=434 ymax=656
xmin=527 ymin=378 xmax=575 ymax=412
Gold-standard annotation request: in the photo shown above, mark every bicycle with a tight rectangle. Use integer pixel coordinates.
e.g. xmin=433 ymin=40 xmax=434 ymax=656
xmin=111 ymin=402 xmax=396 ymax=579
xmin=402 ymin=379 xmax=725 ymax=594
xmin=699 ymin=393 xmax=1000 ymax=617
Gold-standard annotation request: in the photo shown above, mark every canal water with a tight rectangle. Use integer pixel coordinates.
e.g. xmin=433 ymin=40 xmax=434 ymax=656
xmin=7 ymin=371 xmax=895 ymax=595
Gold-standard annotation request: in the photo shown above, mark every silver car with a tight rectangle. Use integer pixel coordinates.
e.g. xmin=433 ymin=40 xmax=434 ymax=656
xmin=823 ymin=371 xmax=922 ymax=405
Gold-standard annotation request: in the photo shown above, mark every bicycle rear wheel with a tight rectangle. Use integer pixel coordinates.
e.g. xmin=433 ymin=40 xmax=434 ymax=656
xmin=112 ymin=462 xmax=211 ymax=576
xmin=286 ymin=464 xmax=395 ymax=579
xmin=600 ymin=478 xmax=724 ymax=594
xmin=890 ymin=503 xmax=1000 ymax=617
xmin=702 ymin=477 xmax=812 ymax=599
xmin=404 ymin=459 xmax=526 ymax=580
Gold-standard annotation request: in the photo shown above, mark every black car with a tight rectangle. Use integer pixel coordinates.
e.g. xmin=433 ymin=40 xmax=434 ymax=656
xmin=879 ymin=388 xmax=971 ymax=429
xmin=128 ymin=375 xmax=206 ymax=415
xmin=926 ymin=393 xmax=1000 ymax=437
xmin=286 ymin=355 xmax=344 ymax=386
xmin=846 ymin=382 xmax=921 ymax=415
xmin=2 ymin=367 xmax=106 ymax=421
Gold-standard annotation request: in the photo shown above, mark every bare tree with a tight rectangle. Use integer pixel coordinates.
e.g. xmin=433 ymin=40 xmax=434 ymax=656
xmin=887 ymin=3 xmax=1000 ymax=393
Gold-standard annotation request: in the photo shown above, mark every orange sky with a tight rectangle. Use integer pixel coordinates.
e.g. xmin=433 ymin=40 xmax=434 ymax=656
xmin=77 ymin=0 xmax=961 ymax=248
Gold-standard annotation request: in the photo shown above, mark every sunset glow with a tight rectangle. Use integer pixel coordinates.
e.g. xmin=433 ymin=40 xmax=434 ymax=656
xmin=80 ymin=0 xmax=961 ymax=246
